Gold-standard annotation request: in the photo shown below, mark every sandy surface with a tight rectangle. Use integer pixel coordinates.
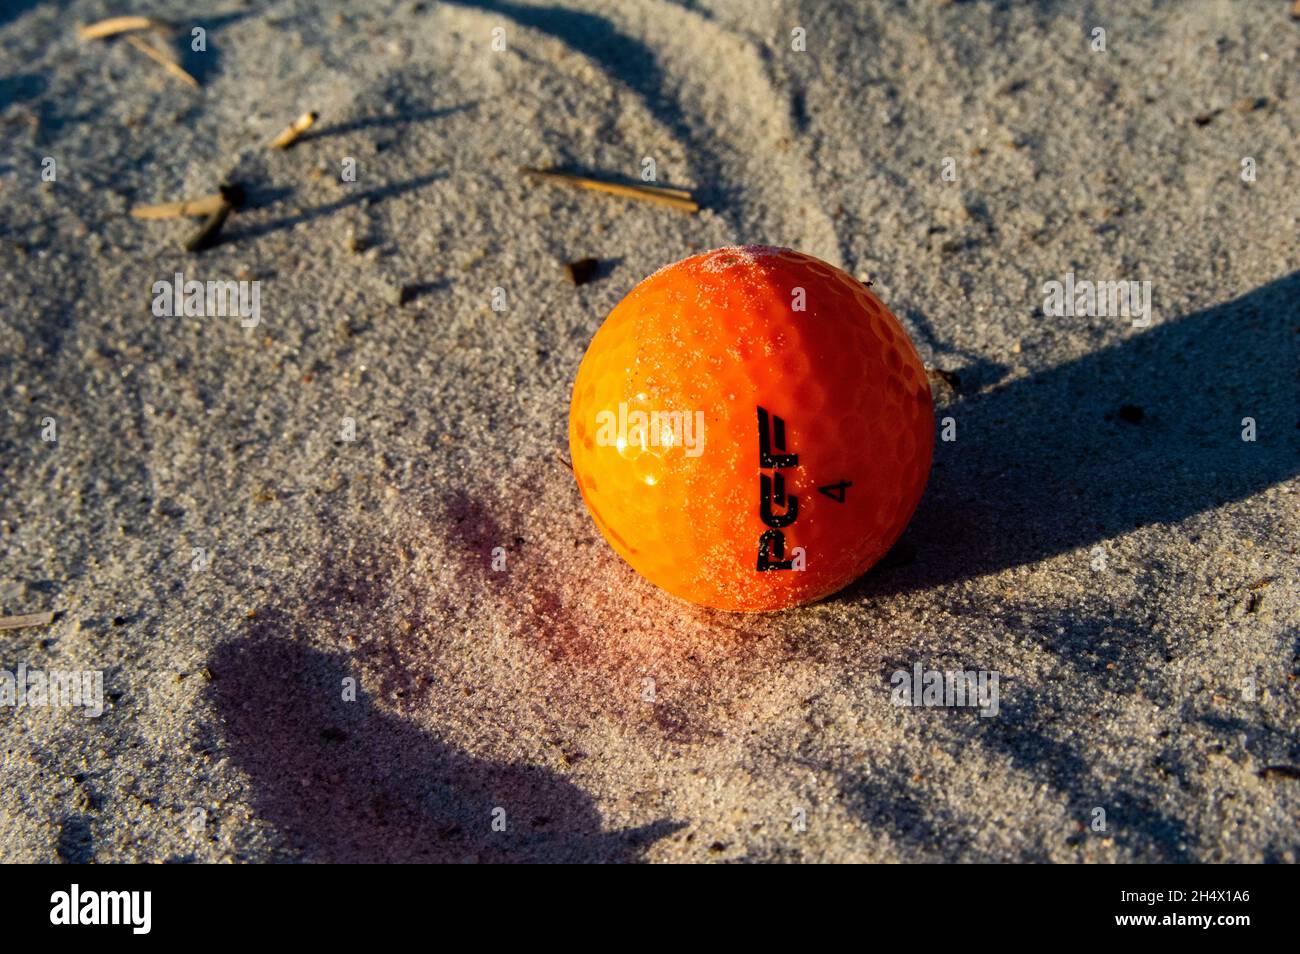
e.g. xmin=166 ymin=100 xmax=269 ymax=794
xmin=1 ymin=0 xmax=1297 ymax=862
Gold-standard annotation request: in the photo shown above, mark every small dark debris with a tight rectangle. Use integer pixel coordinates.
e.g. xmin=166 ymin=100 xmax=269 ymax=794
xmin=320 ymin=726 xmax=348 ymax=742
xmin=565 ymin=257 xmax=600 ymax=286
xmin=111 ymin=615 xmax=127 ymax=627
xmin=398 ymin=281 xmax=446 ymax=305
xmin=940 ymin=236 xmax=979 ymax=255
xmin=156 ymin=499 xmax=186 ymax=519
xmin=926 ymin=366 xmax=961 ymax=393
xmin=1192 ymin=111 xmax=1219 ymax=127
xmin=381 ymin=282 xmax=410 ymax=307
xmin=1259 ymin=765 xmax=1300 ymax=780
xmin=1233 ymin=96 xmax=1268 ymax=114
xmin=708 ymin=840 xmax=728 ymax=853
xmin=1117 ymin=404 xmax=1144 ymax=424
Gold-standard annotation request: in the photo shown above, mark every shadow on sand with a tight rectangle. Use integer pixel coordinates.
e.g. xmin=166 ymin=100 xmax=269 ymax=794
xmin=208 ymin=624 xmax=681 ymax=862
xmin=845 ymin=270 xmax=1299 ymax=600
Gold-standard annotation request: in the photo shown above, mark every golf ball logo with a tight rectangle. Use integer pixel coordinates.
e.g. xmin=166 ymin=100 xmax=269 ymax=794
xmin=569 ymin=245 xmax=933 ymax=611
xmin=756 ymin=406 xmax=857 ymax=573
xmin=756 ymin=406 xmax=799 ymax=571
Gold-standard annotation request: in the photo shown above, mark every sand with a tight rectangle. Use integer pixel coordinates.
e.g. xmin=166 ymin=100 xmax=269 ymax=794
xmin=0 ymin=0 xmax=1297 ymax=862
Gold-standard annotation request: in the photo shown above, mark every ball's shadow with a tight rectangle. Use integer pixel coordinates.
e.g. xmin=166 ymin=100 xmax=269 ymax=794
xmin=843 ymin=270 xmax=1299 ymax=600
xmin=822 ymin=273 xmax=1298 ymax=860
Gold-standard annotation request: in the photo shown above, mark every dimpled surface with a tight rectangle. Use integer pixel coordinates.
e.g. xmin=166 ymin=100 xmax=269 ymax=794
xmin=569 ymin=246 xmax=933 ymax=611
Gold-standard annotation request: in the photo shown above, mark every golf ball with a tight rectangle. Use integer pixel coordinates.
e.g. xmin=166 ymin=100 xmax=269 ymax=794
xmin=568 ymin=246 xmax=933 ymax=611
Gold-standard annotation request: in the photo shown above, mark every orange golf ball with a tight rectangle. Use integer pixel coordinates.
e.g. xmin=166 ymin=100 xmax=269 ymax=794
xmin=568 ymin=246 xmax=933 ymax=611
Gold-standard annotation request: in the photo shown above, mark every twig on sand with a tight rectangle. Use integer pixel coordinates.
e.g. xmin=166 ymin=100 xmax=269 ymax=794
xmin=0 ymin=611 xmax=56 ymax=631
xmin=179 ymin=184 xmax=246 ymax=253
xmin=125 ymin=33 xmax=199 ymax=88
xmin=131 ymin=193 xmax=228 ymax=219
xmin=77 ymin=16 xmax=171 ymax=40
xmin=268 ymin=111 xmax=319 ymax=149
xmin=184 ymin=201 xmax=234 ymax=253
xmin=555 ymin=451 xmax=573 ymax=472
xmin=132 ymin=183 xmax=245 ymax=250
xmin=79 ymin=15 xmax=197 ymax=88
xmin=521 ymin=167 xmax=699 ymax=213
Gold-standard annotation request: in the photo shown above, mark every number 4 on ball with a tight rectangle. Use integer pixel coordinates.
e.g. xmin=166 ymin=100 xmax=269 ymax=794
xmin=817 ymin=480 xmax=852 ymax=503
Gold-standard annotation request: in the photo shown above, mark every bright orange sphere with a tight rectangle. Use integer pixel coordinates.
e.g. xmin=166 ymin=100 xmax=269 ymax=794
xmin=568 ymin=246 xmax=933 ymax=611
